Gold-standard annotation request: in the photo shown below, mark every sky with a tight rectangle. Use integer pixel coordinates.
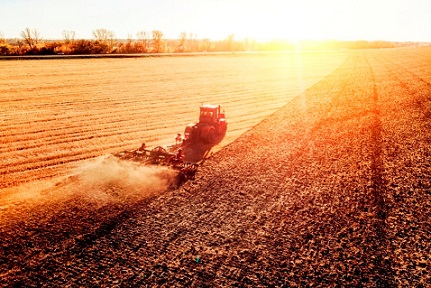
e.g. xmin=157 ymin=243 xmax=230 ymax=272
xmin=0 ymin=0 xmax=430 ymax=42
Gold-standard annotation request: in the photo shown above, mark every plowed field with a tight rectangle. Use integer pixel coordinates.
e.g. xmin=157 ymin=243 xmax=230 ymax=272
xmin=0 ymin=52 xmax=345 ymax=189
xmin=1 ymin=48 xmax=431 ymax=287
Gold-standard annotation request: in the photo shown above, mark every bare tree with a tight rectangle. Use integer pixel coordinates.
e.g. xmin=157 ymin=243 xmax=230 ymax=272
xmin=225 ymin=33 xmax=235 ymax=51
xmin=120 ymin=34 xmax=134 ymax=53
xmin=20 ymin=28 xmax=41 ymax=49
xmin=177 ymin=32 xmax=187 ymax=52
xmin=152 ymin=30 xmax=163 ymax=53
xmin=136 ymin=31 xmax=149 ymax=53
xmin=189 ymin=33 xmax=197 ymax=52
xmin=93 ymin=28 xmax=109 ymax=42
xmin=62 ymin=30 xmax=76 ymax=45
xmin=93 ymin=28 xmax=116 ymax=52
xmin=107 ymin=31 xmax=116 ymax=52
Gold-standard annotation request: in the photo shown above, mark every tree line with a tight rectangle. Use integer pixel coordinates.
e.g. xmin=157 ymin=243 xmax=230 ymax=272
xmin=0 ymin=28 xmax=249 ymax=56
xmin=0 ymin=28 xmax=418 ymax=56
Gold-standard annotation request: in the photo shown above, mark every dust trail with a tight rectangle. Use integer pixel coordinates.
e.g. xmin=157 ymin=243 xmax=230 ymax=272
xmin=69 ymin=156 xmax=176 ymax=202
xmin=0 ymin=156 xmax=176 ymax=225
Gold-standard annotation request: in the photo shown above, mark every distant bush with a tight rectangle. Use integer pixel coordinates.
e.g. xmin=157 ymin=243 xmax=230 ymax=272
xmin=91 ymin=41 xmax=109 ymax=54
xmin=72 ymin=40 xmax=94 ymax=54
xmin=0 ymin=43 xmax=12 ymax=55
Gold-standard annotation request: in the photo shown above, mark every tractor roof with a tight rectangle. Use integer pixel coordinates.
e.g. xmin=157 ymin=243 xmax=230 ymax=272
xmin=200 ymin=104 xmax=219 ymax=110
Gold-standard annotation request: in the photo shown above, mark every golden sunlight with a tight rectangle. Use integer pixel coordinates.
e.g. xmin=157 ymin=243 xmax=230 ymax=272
xmin=210 ymin=1 xmax=332 ymax=42
xmin=222 ymin=0 xmax=402 ymax=42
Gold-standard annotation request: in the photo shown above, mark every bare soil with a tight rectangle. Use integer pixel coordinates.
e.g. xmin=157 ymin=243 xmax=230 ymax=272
xmin=1 ymin=48 xmax=431 ymax=287
xmin=0 ymin=52 xmax=344 ymax=189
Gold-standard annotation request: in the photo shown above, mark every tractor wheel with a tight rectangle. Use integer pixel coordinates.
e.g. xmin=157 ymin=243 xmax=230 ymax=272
xmin=205 ymin=128 xmax=215 ymax=144
xmin=219 ymin=121 xmax=227 ymax=136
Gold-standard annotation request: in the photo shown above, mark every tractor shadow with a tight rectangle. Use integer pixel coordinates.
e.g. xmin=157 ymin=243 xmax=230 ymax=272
xmin=183 ymin=134 xmax=225 ymax=163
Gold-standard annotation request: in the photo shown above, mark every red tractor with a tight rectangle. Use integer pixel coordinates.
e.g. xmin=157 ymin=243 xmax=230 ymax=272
xmin=184 ymin=104 xmax=227 ymax=144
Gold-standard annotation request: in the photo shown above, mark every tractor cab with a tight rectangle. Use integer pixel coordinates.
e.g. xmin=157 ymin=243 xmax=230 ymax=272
xmin=184 ymin=104 xmax=227 ymax=144
xmin=199 ymin=104 xmax=221 ymax=124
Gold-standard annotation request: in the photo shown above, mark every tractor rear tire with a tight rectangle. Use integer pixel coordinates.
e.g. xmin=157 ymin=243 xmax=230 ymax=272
xmin=205 ymin=128 xmax=215 ymax=144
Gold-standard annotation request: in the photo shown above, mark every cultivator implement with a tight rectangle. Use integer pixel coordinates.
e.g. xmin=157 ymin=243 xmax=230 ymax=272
xmin=113 ymin=103 xmax=226 ymax=188
xmin=114 ymin=143 xmax=199 ymax=188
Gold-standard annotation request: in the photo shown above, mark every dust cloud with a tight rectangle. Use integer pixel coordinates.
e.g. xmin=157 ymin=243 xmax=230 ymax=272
xmin=70 ymin=156 xmax=176 ymax=204
xmin=0 ymin=156 xmax=177 ymax=224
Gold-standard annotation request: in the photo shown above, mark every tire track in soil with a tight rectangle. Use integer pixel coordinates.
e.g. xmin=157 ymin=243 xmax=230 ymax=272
xmin=366 ymin=56 xmax=393 ymax=287
xmin=375 ymin=52 xmax=431 ymax=114
xmin=299 ymin=53 xmax=394 ymax=285
xmin=367 ymin=50 xmax=431 ymax=285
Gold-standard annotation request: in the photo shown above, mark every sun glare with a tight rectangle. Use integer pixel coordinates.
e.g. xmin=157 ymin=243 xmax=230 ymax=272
xmin=229 ymin=1 xmax=323 ymax=42
xmin=221 ymin=0 xmax=407 ymax=43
